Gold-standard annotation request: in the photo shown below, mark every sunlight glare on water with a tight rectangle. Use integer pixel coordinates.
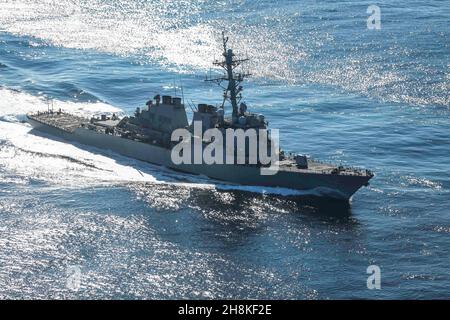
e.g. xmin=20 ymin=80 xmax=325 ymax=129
xmin=0 ymin=0 xmax=449 ymax=299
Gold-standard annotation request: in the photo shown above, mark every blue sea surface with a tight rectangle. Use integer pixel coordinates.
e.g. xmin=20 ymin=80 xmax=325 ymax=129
xmin=0 ymin=0 xmax=449 ymax=299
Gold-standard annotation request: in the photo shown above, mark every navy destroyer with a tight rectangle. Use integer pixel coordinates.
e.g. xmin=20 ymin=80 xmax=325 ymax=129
xmin=27 ymin=33 xmax=373 ymax=200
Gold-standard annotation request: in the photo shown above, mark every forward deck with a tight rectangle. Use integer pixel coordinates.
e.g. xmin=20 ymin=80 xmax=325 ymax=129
xmin=28 ymin=111 xmax=88 ymax=133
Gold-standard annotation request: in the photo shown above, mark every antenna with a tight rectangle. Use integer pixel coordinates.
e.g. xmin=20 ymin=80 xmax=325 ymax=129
xmin=180 ymin=80 xmax=185 ymax=106
xmin=222 ymin=31 xmax=229 ymax=52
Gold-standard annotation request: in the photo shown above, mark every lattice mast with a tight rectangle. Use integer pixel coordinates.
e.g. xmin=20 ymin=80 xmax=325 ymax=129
xmin=206 ymin=32 xmax=251 ymax=123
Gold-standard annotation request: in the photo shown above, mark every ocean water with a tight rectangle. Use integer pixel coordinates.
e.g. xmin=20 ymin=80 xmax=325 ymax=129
xmin=0 ymin=0 xmax=449 ymax=299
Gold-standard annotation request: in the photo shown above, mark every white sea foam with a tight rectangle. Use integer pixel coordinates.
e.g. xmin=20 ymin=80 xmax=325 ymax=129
xmin=0 ymin=87 xmax=123 ymax=121
xmin=0 ymin=88 xmax=156 ymax=186
xmin=216 ymin=184 xmax=310 ymax=197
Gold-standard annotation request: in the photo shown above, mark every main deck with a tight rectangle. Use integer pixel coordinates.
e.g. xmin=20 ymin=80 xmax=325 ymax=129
xmin=27 ymin=111 xmax=373 ymax=179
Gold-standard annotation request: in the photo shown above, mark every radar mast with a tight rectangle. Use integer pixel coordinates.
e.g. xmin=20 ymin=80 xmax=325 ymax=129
xmin=206 ymin=32 xmax=251 ymax=123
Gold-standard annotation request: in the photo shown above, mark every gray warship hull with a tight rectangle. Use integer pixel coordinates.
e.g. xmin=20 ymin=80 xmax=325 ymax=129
xmin=27 ymin=115 xmax=371 ymax=200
